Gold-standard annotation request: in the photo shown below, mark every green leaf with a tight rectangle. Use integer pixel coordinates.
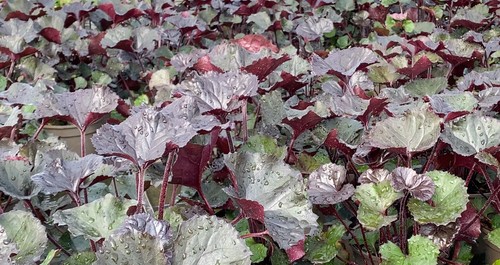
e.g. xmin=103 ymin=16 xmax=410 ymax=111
xmin=97 ymin=232 xmax=167 ymax=264
xmin=246 ymin=238 xmax=268 ymax=263
xmin=173 ymin=215 xmax=251 ymax=264
xmin=429 ymin=91 xmax=478 ymax=114
xmin=404 ymin=77 xmax=447 ymax=97
xmin=441 ymin=114 xmax=500 ymax=156
xmin=368 ymin=63 xmax=399 ymax=84
xmin=488 ymin=228 xmax=500 ymax=249
xmin=408 ymin=170 xmax=468 ymax=225
xmin=455 ymin=242 xmax=473 ymax=265
xmin=403 ymin=20 xmax=415 ymax=32
xmin=52 ymin=194 xmax=136 ymax=241
xmin=354 ymin=181 xmax=403 ymax=230
xmin=335 ymin=0 xmax=355 ymax=12
xmin=40 ymin=249 xmax=58 ymax=265
xmin=63 ymin=252 xmax=96 ymax=265
xmin=336 ymin=35 xmax=350 ymax=49
xmin=133 ymin=94 xmax=150 ymax=106
xmin=0 ymin=75 xmax=6 ymax=91
xmin=380 ymin=235 xmax=439 ymax=265
xmin=381 ymin=0 xmax=398 ymax=7
xmin=74 ymin=77 xmax=87 ymax=90
xmin=271 ymin=247 xmax=288 ymax=265
xmin=367 ymin=105 xmax=442 ymax=153
xmin=247 ymin=12 xmax=272 ymax=34
xmin=0 ymin=210 xmax=47 ymax=264
xmin=91 ymin=71 xmax=112 ymax=85
xmin=305 ymin=224 xmax=346 ymax=263
xmin=239 ymin=135 xmax=286 ymax=159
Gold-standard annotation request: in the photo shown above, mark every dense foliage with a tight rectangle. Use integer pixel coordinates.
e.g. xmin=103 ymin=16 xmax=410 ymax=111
xmin=0 ymin=0 xmax=499 ymax=264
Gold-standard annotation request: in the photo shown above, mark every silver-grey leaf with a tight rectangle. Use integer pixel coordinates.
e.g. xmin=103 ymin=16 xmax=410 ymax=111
xmin=311 ymin=47 xmax=378 ymax=76
xmin=359 ymin=168 xmax=391 ymax=184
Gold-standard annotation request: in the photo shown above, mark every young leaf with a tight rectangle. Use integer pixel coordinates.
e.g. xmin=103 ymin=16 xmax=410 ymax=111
xmin=31 ymin=154 xmax=103 ymax=194
xmin=173 ymin=215 xmax=252 ymax=264
xmin=441 ymin=113 xmax=500 ymax=156
xmin=305 ymin=224 xmax=346 ymax=264
xmin=307 ymin=163 xmax=355 ymax=204
xmin=487 ymin=228 xmax=500 ymax=249
xmin=359 ymin=168 xmax=391 ymax=184
xmin=390 ymin=167 xmax=435 ymax=201
xmin=311 ymin=47 xmax=378 ymax=76
xmin=408 ymin=170 xmax=468 ymax=225
xmin=419 ymin=222 xmax=459 ymax=250
xmin=354 ymin=180 xmax=403 ymax=230
xmin=367 ymin=105 xmax=442 ymax=153
xmin=0 ymin=210 xmax=47 ymax=264
xmin=379 ymin=235 xmax=439 ymax=265
xmin=96 ymin=213 xmax=173 ymax=264
xmin=52 ymin=194 xmax=136 ymax=241
xmin=225 ymin=151 xmax=319 ymax=249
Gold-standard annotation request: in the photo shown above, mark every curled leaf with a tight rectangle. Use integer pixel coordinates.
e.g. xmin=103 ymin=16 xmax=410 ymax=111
xmin=391 ymin=167 xmax=435 ymax=201
xmin=359 ymin=168 xmax=391 ymax=184
xmin=308 ymin=163 xmax=355 ymax=204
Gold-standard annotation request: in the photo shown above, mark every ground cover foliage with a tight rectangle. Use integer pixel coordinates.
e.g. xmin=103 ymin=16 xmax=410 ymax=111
xmin=0 ymin=0 xmax=500 ymax=264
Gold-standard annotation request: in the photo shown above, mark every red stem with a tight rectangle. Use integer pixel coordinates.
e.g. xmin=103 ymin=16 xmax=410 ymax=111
xmin=241 ymin=230 xmax=269 ymax=239
xmin=360 ymin=225 xmax=377 ymax=265
xmin=332 ymin=207 xmax=367 ymax=265
xmin=399 ymin=193 xmax=409 ymax=253
xmin=80 ymin=129 xmax=86 ymax=157
xmin=465 ymin=163 xmax=476 ymax=186
xmin=135 ymin=167 xmax=146 ymax=213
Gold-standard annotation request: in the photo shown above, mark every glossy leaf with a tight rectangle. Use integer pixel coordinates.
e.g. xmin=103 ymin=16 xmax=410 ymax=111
xmin=173 ymin=215 xmax=251 ymax=265
xmin=359 ymin=168 xmax=391 ymax=184
xmin=0 ymin=210 xmax=47 ymax=264
xmin=305 ymin=224 xmax=346 ymax=264
xmin=295 ymin=17 xmax=334 ymax=41
xmin=408 ymin=171 xmax=468 ymax=225
xmin=53 ymin=194 xmax=136 ymax=241
xmin=441 ymin=113 xmax=500 ymax=156
xmin=0 ymin=224 xmax=17 ymax=264
xmin=404 ymin=77 xmax=447 ymax=97
xmin=0 ymin=159 xmax=40 ymax=200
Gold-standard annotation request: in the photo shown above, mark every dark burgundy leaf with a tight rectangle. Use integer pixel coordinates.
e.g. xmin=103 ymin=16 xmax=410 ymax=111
xmin=397 ymin=56 xmax=432 ymax=78
xmin=232 ymin=198 xmax=265 ymax=223
xmin=286 ymin=240 xmax=306 ymax=262
xmin=283 ymin=110 xmax=323 ymax=138
xmin=193 ymin=55 xmax=223 ymax=73
xmin=242 ymin=55 xmax=290 ymax=81
xmin=324 ymin=129 xmax=355 ymax=157
xmin=269 ymin=72 xmax=307 ymax=95
xmin=39 ymin=27 xmax=61 ymax=44
xmin=457 ymin=203 xmax=481 ymax=241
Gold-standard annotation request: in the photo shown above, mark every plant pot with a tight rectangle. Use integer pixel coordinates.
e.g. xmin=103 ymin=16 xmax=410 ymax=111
xmin=479 ymin=228 xmax=500 ymax=265
xmin=43 ymin=120 xmax=105 ymax=155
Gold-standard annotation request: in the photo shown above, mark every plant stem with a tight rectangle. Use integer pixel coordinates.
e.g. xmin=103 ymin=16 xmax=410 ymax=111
xmin=241 ymin=230 xmax=269 ymax=239
xmin=226 ymin=128 xmax=235 ymax=153
xmin=399 ymin=193 xmax=409 ymax=253
xmin=462 ymin=183 xmax=500 ymax=232
xmin=169 ymin=184 xmax=178 ymax=206
xmin=421 ymin=142 xmax=440 ymax=173
xmin=465 ymin=163 xmax=476 ymax=186
xmin=332 ymin=207 xmax=367 ymax=265
xmin=241 ymin=100 xmax=248 ymax=142
xmin=231 ymin=213 xmax=244 ymax=225
xmin=135 ymin=167 xmax=146 ymax=213
xmin=158 ymin=151 xmax=176 ymax=220
xmin=33 ymin=118 xmax=49 ymax=140
xmin=112 ymin=177 xmax=119 ymax=197
xmin=79 ymin=129 xmax=86 ymax=157
xmin=47 ymin=233 xmax=71 ymax=257
xmin=360 ymin=225 xmax=377 ymax=265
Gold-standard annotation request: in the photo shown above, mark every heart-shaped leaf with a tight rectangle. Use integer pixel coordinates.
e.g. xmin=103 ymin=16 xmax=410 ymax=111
xmin=408 ymin=170 xmax=468 ymax=225
xmin=295 ymin=17 xmax=334 ymax=41
xmin=173 ymin=215 xmax=252 ymax=264
xmin=311 ymin=47 xmax=378 ymax=76
xmin=0 ymin=210 xmax=47 ymax=264
xmin=53 ymin=194 xmax=136 ymax=241
xmin=419 ymin=222 xmax=459 ymax=250
xmin=307 ymin=163 xmax=355 ymax=204
xmin=359 ymin=168 xmax=391 ymax=184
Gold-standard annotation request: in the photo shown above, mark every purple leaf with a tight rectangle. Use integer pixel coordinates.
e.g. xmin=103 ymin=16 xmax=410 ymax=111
xmin=311 ymin=47 xmax=378 ymax=77
xmin=31 ymin=154 xmax=104 ymax=194
xmin=308 ymin=163 xmax=355 ymax=204
xmin=391 ymin=167 xmax=435 ymax=201
xmin=242 ymin=55 xmax=290 ymax=81
xmin=419 ymin=222 xmax=459 ymax=250
xmin=457 ymin=203 xmax=481 ymax=241
xmin=34 ymin=86 xmax=119 ymax=130
xmin=92 ymin=106 xmax=198 ymax=168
